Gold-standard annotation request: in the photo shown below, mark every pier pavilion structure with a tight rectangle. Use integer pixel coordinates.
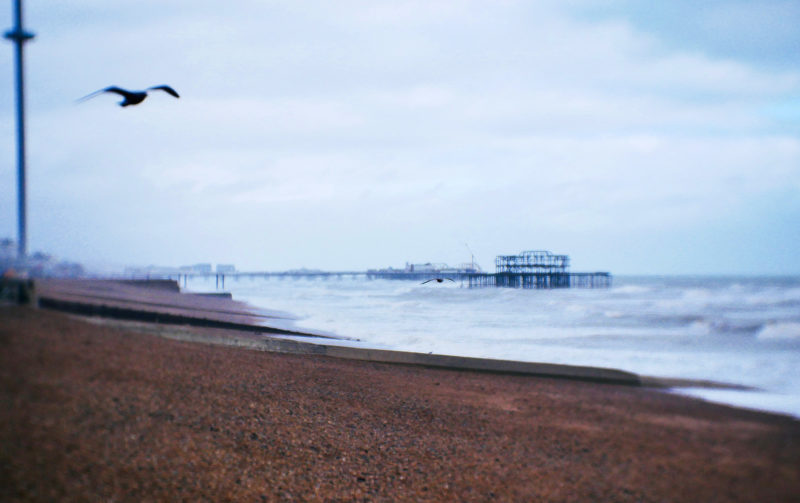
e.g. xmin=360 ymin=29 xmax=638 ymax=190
xmin=467 ymin=250 xmax=610 ymax=289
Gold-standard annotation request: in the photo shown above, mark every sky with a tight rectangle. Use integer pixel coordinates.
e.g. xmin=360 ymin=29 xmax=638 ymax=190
xmin=1 ymin=0 xmax=799 ymax=274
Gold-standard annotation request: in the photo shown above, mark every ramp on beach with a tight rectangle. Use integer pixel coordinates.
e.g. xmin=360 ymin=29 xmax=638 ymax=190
xmin=19 ymin=278 xmax=640 ymax=385
xmin=16 ymin=278 xmax=743 ymax=389
xmin=30 ymin=278 xmax=338 ymax=339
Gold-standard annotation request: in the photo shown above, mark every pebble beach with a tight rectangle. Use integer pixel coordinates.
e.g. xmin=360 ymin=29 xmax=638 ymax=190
xmin=2 ymin=297 xmax=799 ymax=501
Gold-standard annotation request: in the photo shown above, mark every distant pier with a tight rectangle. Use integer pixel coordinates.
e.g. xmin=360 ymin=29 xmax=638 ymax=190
xmin=137 ymin=250 xmax=609 ymax=290
xmin=365 ymin=250 xmax=609 ymax=289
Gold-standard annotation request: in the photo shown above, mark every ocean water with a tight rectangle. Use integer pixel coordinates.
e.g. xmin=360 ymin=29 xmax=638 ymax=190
xmin=184 ymin=275 xmax=800 ymax=418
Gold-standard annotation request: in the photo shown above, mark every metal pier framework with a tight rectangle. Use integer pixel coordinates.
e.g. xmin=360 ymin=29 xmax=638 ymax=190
xmin=467 ymin=250 xmax=610 ymax=289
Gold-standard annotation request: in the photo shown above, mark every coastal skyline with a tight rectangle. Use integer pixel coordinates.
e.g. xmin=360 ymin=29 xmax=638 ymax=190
xmin=1 ymin=1 xmax=799 ymax=274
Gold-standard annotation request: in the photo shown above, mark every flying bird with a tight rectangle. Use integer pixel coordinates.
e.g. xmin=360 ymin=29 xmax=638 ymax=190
xmin=421 ymin=278 xmax=455 ymax=285
xmin=78 ymin=85 xmax=180 ymax=107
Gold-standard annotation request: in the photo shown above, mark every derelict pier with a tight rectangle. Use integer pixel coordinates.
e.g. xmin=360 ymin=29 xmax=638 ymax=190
xmin=464 ymin=250 xmax=610 ymax=289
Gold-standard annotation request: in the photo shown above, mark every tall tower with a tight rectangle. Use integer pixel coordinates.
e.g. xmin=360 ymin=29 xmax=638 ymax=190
xmin=4 ymin=0 xmax=35 ymax=259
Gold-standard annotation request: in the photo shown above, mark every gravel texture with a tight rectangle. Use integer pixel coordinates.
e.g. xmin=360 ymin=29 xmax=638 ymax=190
xmin=1 ymin=306 xmax=799 ymax=502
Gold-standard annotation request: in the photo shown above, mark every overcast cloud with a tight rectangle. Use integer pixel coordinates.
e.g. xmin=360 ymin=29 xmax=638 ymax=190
xmin=1 ymin=1 xmax=798 ymax=273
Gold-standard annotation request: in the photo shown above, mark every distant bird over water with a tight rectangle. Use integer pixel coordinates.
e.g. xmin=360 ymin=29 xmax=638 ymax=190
xmin=421 ymin=278 xmax=455 ymax=285
xmin=78 ymin=85 xmax=180 ymax=107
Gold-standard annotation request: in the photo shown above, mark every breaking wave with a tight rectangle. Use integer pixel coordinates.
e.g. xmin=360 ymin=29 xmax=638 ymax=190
xmin=757 ymin=322 xmax=800 ymax=341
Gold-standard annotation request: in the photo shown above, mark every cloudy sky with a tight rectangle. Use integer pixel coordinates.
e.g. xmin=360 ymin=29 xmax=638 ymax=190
xmin=1 ymin=0 xmax=798 ymax=274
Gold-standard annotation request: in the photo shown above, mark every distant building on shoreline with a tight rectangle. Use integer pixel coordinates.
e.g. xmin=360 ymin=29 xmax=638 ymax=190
xmin=0 ymin=237 xmax=85 ymax=278
xmin=184 ymin=263 xmax=213 ymax=274
xmin=124 ymin=262 xmax=236 ymax=277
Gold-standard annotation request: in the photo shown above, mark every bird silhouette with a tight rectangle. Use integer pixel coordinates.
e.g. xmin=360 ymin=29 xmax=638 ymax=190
xmin=421 ymin=278 xmax=455 ymax=285
xmin=78 ymin=85 xmax=180 ymax=107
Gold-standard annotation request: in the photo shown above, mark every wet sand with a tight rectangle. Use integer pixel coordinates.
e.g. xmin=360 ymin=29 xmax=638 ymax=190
xmin=1 ymin=305 xmax=799 ymax=502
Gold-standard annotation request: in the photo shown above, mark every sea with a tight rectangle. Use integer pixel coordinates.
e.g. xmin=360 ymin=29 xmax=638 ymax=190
xmin=184 ymin=275 xmax=800 ymax=419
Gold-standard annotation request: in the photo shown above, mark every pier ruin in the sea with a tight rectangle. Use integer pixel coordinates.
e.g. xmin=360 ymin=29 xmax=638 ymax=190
xmin=466 ymin=250 xmax=610 ymax=289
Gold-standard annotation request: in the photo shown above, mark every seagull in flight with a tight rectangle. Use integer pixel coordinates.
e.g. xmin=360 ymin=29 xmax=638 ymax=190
xmin=421 ymin=278 xmax=455 ymax=285
xmin=78 ymin=85 xmax=180 ymax=107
